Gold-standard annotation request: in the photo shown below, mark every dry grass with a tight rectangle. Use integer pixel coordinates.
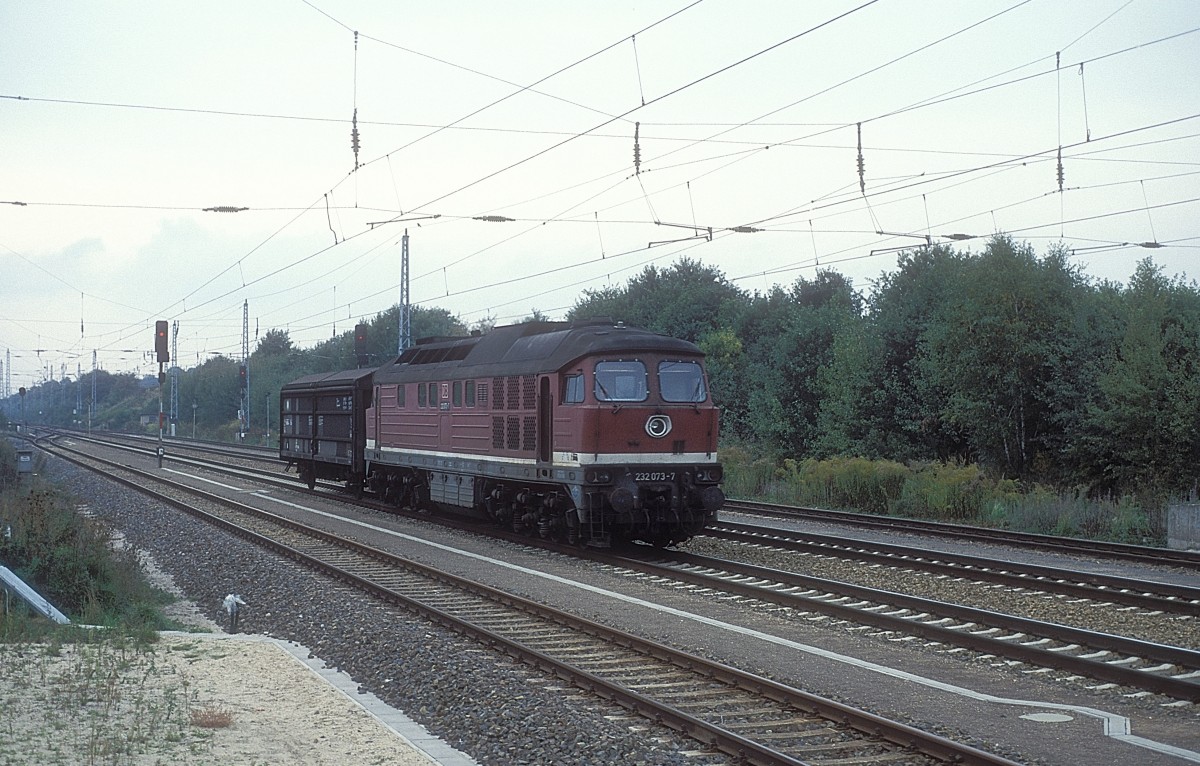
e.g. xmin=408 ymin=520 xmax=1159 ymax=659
xmin=189 ymin=703 xmax=234 ymax=729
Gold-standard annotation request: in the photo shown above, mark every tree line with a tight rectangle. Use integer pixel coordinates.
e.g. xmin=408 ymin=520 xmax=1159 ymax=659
xmin=569 ymin=236 xmax=1200 ymax=500
xmin=5 ymin=234 xmax=1197 ymax=500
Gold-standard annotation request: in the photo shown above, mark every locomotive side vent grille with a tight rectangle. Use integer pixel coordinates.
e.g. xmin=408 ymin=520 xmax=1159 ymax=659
xmin=506 ymin=377 xmax=521 ymax=411
xmin=491 ymin=416 xmax=505 ymax=449
xmin=477 ymin=381 xmax=489 ymax=406
xmin=506 ymin=416 xmax=521 ymax=450
xmin=521 ymin=375 xmax=536 ymax=410
xmin=492 ymin=377 xmax=505 ymax=410
xmin=522 ymin=415 xmax=536 ymax=452
xmin=672 ymin=439 xmax=685 ymax=454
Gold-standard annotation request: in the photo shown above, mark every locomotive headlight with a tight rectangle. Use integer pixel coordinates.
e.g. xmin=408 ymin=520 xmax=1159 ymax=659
xmin=585 ymin=469 xmax=612 ymax=484
xmin=696 ymin=466 xmax=723 ymax=483
xmin=645 ymin=414 xmax=672 ymax=438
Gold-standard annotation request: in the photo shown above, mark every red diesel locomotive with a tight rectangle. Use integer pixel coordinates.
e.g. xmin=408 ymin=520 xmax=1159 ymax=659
xmin=280 ymin=319 xmax=725 ymax=546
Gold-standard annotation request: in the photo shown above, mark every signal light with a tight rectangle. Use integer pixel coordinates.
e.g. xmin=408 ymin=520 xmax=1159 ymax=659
xmin=354 ymin=323 xmax=368 ymax=367
xmin=239 ymin=365 xmax=247 ymax=388
xmin=155 ymin=320 xmax=170 ymax=363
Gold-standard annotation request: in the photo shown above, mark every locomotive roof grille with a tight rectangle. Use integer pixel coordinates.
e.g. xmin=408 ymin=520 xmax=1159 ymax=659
xmin=369 ymin=321 xmax=703 ymax=384
xmin=400 ymin=341 xmax=478 ymax=365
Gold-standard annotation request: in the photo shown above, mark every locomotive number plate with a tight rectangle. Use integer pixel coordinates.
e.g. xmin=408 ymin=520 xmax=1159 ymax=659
xmin=635 ymin=471 xmax=675 ymax=482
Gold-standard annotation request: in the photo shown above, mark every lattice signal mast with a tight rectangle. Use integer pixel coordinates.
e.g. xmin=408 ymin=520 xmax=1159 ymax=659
xmin=399 ymin=229 xmax=411 ymax=353
xmin=240 ymin=300 xmax=250 ymax=439
xmin=90 ymin=350 xmax=97 ymax=433
xmin=170 ymin=320 xmax=180 ymax=432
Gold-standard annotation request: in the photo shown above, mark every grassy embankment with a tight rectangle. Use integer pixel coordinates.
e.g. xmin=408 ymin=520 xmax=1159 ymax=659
xmin=721 ymin=446 xmax=1162 ymax=545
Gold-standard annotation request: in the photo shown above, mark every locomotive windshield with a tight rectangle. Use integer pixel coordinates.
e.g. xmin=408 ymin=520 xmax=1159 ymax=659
xmin=658 ymin=360 xmax=707 ymax=402
xmin=594 ymin=361 xmax=648 ymax=402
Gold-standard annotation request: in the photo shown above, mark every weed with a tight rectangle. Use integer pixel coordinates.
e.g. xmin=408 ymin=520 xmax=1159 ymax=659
xmin=189 ymin=704 xmax=234 ymax=729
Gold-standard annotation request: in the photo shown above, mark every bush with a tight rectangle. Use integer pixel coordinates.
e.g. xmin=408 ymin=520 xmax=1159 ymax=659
xmin=0 ymin=439 xmax=17 ymax=489
xmin=719 ymin=444 xmax=778 ymax=500
xmin=0 ymin=484 xmax=173 ymax=630
xmin=719 ymin=441 xmax=1167 ymax=544
xmin=893 ymin=462 xmax=1017 ymax=522
xmin=783 ymin=456 xmax=907 ymax=515
xmin=984 ymin=489 xmax=1160 ymax=544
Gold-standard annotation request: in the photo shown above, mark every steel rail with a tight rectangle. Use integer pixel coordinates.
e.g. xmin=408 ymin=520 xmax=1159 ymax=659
xmin=48 ymin=432 xmax=1200 ymax=698
xmin=594 ymin=547 xmax=1200 ymax=701
xmin=39 ymin=437 xmax=1020 ymax=766
xmin=703 ymin=520 xmax=1200 ymax=615
xmin=724 ymin=500 xmax=1200 ymax=568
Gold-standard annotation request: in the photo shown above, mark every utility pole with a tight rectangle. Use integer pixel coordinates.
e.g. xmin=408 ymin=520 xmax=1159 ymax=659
xmin=399 ymin=229 xmax=411 ymax=353
xmin=76 ymin=363 xmax=82 ymax=426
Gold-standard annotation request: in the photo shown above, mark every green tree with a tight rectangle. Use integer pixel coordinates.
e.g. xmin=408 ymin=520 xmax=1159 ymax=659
xmin=813 ymin=316 xmax=884 ymax=458
xmin=1081 ymin=260 xmax=1200 ymax=493
xmin=865 ymin=244 xmax=970 ymax=462
xmin=736 ymin=272 xmax=863 ymax=455
xmin=698 ymin=328 xmax=748 ymax=436
xmin=922 ymin=236 xmax=1091 ymax=477
xmin=571 ymin=258 xmax=745 ymax=343
xmin=256 ymin=328 xmax=294 ymax=357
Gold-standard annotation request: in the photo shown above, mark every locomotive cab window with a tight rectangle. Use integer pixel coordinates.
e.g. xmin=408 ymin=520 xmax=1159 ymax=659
xmin=658 ymin=360 xmax=707 ymax=402
xmin=562 ymin=373 xmax=584 ymax=404
xmin=465 ymin=380 xmax=476 ymax=407
xmin=417 ymin=383 xmax=427 ymax=408
xmin=396 ymin=385 xmax=406 ymax=408
xmin=594 ymin=361 xmax=648 ymax=402
xmin=453 ymin=380 xmax=463 ymax=407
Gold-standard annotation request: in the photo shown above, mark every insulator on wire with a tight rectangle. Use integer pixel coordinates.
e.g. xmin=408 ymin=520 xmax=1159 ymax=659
xmin=856 ymin=122 xmax=865 ymax=195
xmin=1056 ymin=146 xmax=1064 ymax=193
xmin=633 ymin=122 xmax=642 ymax=175
xmin=351 ymin=108 xmax=361 ymax=168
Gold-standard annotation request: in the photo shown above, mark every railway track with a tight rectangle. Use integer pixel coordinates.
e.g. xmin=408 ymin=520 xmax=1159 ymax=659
xmin=38 ymin=435 xmax=1021 ymax=766
xmin=592 ymin=546 xmax=1200 ymax=702
xmin=724 ymin=499 xmax=1200 ymax=568
xmin=63 ymin=428 xmax=282 ymax=463
xmin=701 ymin=520 xmax=1200 ymax=617
xmin=49 ymin=431 xmax=1200 ymax=701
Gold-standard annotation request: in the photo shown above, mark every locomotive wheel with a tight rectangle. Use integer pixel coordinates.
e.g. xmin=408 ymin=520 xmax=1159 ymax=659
xmin=411 ymin=482 xmax=431 ymax=514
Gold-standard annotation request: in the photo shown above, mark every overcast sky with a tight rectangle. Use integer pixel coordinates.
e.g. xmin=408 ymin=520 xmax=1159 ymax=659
xmin=3 ymin=0 xmax=1198 ymax=388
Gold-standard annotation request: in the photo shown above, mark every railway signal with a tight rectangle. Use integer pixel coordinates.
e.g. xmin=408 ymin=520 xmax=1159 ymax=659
xmin=354 ymin=324 xmax=368 ymax=368
xmin=155 ymin=320 xmax=170 ymax=363
xmin=153 ymin=319 xmax=169 ymax=468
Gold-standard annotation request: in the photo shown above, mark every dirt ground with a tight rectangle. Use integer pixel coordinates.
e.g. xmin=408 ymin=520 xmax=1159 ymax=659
xmin=0 ymin=544 xmax=440 ymax=766
xmin=0 ymin=631 xmax=439 ymax=766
